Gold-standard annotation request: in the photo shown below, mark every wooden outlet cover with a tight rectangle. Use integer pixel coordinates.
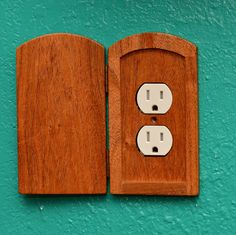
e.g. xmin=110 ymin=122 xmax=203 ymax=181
xmin=17 ymin=34 xmax=106 ymax=194
xmin=108 ymin=33 xmax=198 ymax=195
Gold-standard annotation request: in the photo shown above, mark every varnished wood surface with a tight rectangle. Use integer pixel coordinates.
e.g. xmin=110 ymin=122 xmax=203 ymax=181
xmin=108 ymin=33 xmax=198 ymax=195
xmin=17 ymin=34 xmax=106 ymax=194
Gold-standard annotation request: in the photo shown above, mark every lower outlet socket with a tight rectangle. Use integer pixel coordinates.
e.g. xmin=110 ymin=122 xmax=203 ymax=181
xmin=137 ymin=125 xmax=173 ymax=156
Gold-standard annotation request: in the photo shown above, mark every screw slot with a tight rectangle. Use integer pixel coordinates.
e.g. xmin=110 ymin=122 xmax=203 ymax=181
xmin=151 ymin=117 xmax=157 ymax=123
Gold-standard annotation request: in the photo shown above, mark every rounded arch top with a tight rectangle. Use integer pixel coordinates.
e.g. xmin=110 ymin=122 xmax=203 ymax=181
xmin=108 ymin=32 xmax=197 ymax=59
xmin=17 ymin=33 xmax=104 ymax=50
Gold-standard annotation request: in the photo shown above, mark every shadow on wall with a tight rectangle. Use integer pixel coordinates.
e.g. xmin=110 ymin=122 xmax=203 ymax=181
xmin=20 ymin=190 xmax=198 ymax=208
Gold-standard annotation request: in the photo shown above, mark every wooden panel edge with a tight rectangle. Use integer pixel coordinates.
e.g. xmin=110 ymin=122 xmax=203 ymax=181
xmin=109 ymin=32 xmax=197 ymax=61
xmin=17 ymin=33 xmax=104 ymax=51
xmin=108 ymin=60 xmax=122 ymax=194
xmin=120 ymin=182 xmax=189 ymax=196
xmin=185 ymin=51 xmax=199 ymax=196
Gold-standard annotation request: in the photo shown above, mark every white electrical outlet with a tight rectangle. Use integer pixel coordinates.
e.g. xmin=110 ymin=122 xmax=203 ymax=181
xmin=136 ymin=83 xmax=173 ymax=114
xmin=137 ymin=125 xmax=173 ymax=156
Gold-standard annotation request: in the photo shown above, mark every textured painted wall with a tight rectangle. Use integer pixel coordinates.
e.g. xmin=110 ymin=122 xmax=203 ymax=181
xmin=0 ymin=0 xmax=236 ymax=234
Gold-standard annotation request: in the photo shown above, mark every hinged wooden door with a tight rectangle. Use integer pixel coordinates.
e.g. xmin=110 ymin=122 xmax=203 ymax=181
xmin=17 ymin=34 xmax=106 ymax=194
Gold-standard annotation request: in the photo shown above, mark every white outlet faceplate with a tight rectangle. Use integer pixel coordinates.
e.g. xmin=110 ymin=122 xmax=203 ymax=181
xmin=136 ymin=83 xmax=173 ymax=114
xmin=137 ymin=125 xmax=173 ymax=156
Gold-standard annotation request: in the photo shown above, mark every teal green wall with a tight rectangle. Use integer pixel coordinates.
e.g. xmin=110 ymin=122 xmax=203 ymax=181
xmin=0 ymin=0 xmax=236 ymax=234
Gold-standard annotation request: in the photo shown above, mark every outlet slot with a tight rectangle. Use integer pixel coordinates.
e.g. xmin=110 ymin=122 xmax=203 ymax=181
xmin=152 ymin=105 xmax=158 ymax=111
xmin=160 ymin=91 xmax=163 ymax=99
xmin=160 ymin=132 xmax=164 ymax=141
xmin=146 ymin=131 xmax=150 ymax=142
xmin=152 ymin=147 xmax=158 ymax=152
xmin=146 ymin=90 xmax=150 ymax=100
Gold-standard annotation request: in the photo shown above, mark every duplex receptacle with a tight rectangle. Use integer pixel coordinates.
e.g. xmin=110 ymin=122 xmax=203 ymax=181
xmin=136 ymin=83 xmax=173 ymax=156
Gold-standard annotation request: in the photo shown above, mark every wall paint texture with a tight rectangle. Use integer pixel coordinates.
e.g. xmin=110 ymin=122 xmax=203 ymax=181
xmin=0 ymin=0 xmax=236 ymax=234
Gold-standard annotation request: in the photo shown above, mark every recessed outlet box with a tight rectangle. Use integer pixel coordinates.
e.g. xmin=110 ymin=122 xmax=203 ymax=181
xmin=109 ymin=33 xmax=199 ymax=195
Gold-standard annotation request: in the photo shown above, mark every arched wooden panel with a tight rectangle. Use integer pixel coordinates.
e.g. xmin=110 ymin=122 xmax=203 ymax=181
xmin=17 ymin=34 xmax=106 ymax=194
xmin=108 ymin=33 xmax=198 ymax=195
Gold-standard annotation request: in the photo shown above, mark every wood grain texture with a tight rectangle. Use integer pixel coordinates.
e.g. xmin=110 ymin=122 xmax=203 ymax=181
xmin=17 ymin=33 xmax=106 ymax=194
xmin=108 ymin=33 xmax=198 ymax=195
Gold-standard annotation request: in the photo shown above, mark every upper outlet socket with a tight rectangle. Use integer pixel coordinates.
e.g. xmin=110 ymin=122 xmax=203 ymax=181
xmin=136 ymin=83 xmax=173 ymax=114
